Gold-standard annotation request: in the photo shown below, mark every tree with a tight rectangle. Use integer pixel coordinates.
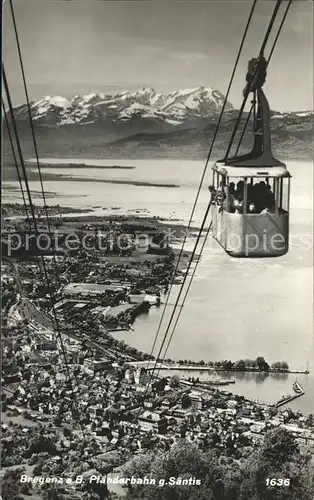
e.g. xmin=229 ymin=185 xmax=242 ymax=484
xmin=1 ymin=468 xmax=25 ymax=500
xmin=42 ymin=485 xmax=66 ymax=500
xmin=281 ymin=361 xmax=289 ymax=371
xmin=271 ymin=361 xmax=282 ymax=371
xmin=222 ymin=360 xmax=233 ymax=370
xmin=141 ymin=431 xmax=156 ymax=450
xmin=121 ymin=431 xmax=313 ymax=500
xmin=82 ymin=475 xmax=110 ymax=500
xmin=169 ymin=375 xmax=180 ymax=388
xmin=306 ymin=413 xmax=314 ymax=428
xmin=235 ymin=360 xmax=246 ymax=371
xmin=239 ymin=428 xmax=313 ymax=500
xmin=255 ymin=357 xmax=270 ymax=371
xmin=25 ymin=433 xmax=58 ymax=457
xmin=260 ymin=427 xmax=299 ymax=464
xmin=271 ymin=361 xmax=289 ymax=371
xmin=123 ymin=442 xmax=223 ymax=500
xmin=268 ymin=406 xmax=278 ymax=417
xmin=63 ymin=426 xmax=72 ymax=438
xmin=212 ymin=478 xmax=225 ymax=500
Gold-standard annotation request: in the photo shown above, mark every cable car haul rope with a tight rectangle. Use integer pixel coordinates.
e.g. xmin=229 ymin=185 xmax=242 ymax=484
xmin=3 ymin=0 xmax=88 ymax=441
xmin=2 ymin=0 xmax=293 ymax=410
xmin=142 ymin=0 xmax=293 ymax=394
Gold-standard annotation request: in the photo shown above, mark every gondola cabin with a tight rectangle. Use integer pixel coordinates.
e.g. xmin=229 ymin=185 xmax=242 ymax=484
xmin=211 ymin=162 xmax=291 ymax=257
xmin=211 ymin=56 xmax=292 ymax=258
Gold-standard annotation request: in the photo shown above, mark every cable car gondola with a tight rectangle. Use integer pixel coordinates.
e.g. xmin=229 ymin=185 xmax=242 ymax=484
xmin=211 ymin=56 xmax=291 ymax=258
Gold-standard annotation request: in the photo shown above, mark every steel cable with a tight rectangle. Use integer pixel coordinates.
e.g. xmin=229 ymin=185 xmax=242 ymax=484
xmin=2 ymin=99 xmax=32 ymax=228
xmin=158 ymin=0 xmax=293 ymax=368
xmin=8 ymin=0 xmax=62 ymax=287
xmin=146 ymin=0 xmax=258 ymax=369
xmin=3 ymin=66 xmax=86 ymax=442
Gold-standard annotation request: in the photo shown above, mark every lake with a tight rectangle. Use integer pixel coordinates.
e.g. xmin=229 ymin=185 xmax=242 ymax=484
xmin=4 ymin=158 xmax=313 ymax=413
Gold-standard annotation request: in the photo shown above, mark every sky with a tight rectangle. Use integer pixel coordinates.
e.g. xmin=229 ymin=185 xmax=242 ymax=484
xmin=2 ymin=0 xmax=313 ymax=111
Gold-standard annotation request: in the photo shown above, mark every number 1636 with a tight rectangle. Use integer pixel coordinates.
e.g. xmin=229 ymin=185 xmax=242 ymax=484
xmin=266 ymin=478 xmax=290 ymax=487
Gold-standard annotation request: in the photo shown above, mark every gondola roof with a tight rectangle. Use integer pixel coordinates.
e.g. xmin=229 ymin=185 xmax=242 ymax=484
xmin=213 ymin=161 xmax=291 ymax=179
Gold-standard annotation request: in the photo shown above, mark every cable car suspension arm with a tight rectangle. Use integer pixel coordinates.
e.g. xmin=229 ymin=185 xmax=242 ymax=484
xmin=234 ymin=0 xmax=293 ymax=157
xmin=224 ymin=0 xmax=283 ymax=160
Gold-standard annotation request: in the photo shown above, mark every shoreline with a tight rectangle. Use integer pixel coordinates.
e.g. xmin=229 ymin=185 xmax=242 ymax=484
xmin=157 ymin=365 xmax=309 ymax=375
xmin=26 ymin=161 xmax=136 ymax=169
xmin=3 ymin=167 xmax=179 ymax=188
xmin=1 ymin=203 xmax=203 ymax=237
xmin=2 ymin=204 xmax=310 ymax=382
xmin=1 ymin=203 xmax=95 ymax=218
xmin=111 ymin=355 xmax=309 ymax=376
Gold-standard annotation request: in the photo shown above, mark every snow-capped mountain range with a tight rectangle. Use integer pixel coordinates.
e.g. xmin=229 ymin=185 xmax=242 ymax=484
xmin=4 ymin=86 xmax=313 ymax=160
xmin=13 ymin=86 xmax=233 ymax=126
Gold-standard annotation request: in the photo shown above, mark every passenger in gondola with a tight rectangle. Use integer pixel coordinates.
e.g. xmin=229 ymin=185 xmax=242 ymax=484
xmin=260 ymin=207 xmax=270 ymax=214
xmin=264 ymin=184 xmax=275 ymax=210
xmin=246 ymin=183 xmax=255 ymax=211
xmin=233 ymin=198 xmax=244 ymax=214
xmin=216 ymin=181 xmax=226 ymax=212
xmin=251 ymin=181 xmax=264 ymax=212
xmin=226 ymin=182 xmax=236 ymax=212
xmin=230 ymin=181 xmax=244 ymax=213
xmin=235 ymin=180 xmax=244 ymax=201
xmin=229 ymin=182 xmax=236 ymax=196
xmin=208 ymin=185 xmax=217 ymax=204
xmin=261 ymin=201 xmax=275 ymax=214
xmin=248 ymin=202 xmax=257 ymax=213
xmin=217 ymin=180 xmax=226 ymax=197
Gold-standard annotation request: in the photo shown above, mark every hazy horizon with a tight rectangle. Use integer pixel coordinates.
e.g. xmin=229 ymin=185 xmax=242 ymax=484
xmin=3 ymin=0 xmax=313 ymax=112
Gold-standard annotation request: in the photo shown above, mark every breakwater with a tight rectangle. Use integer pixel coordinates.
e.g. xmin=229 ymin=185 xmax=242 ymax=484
xmin=158 ymin=364 xmax=309 ymax=375
xmin=275 ymin=381 xmax=305 ymax=408
xmin=180 ymin=378 xmax=235 ymax=388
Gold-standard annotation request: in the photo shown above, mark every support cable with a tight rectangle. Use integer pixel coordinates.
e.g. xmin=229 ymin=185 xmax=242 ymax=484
xmin=2 ymin=99 xmax=32 ymax=229
xmin=159 ymin=0 xmax=293 ymax=367
xmin=147 ymin=0 xmax=258 ymax=363
xmin=144 ymin=0 xmax=259 ymax=393
xmin=3 ymin=66 xmax=86 ymax=441
xmin=8 ymin=0 xmax=62 ymax=285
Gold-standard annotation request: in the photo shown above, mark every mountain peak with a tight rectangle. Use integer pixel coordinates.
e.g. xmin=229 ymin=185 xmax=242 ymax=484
xmin=38 ymin=95 xmax=71 ymax=108
xmin=16 ymin=85 xmax=233 ymax=127
xmin=6 ymin=88 xmax=313 ymax=160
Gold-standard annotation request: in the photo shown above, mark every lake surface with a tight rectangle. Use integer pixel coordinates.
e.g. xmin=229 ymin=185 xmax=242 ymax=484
xmin=4 ymin=158 xmax=314 ymax=413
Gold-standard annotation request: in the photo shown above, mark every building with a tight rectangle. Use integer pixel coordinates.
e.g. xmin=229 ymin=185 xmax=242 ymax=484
xmin=34 ymin=340 xmax=58 ymax=351
xmin=119 ymin=394 xmax=132 ymax=409
xmin=128 ymin=294 xmax=146 ymax=305
xmin=1 ymin=388 xmax=14 ymax=408
xmin=84 ymin=358 xmax=112 ymax=372
xmin=189 ymin=391 xmax=204 ymax=410
xmin=181 ymin=393 xmax=191 ymax=409
xmin=138 ymin=411 xmax=168 ymax=434
xmin=134 ymin=367 xmax=150 ymax=386
xmin=173 ymin=408 xmax=188 ymax=419
xmin=161 ymin=399 xmax=171 ymax=410
xmin=124 ymin=368 xmax=134 ymax=383
xmin=63 ymin=282 xmax=125 ymax=298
